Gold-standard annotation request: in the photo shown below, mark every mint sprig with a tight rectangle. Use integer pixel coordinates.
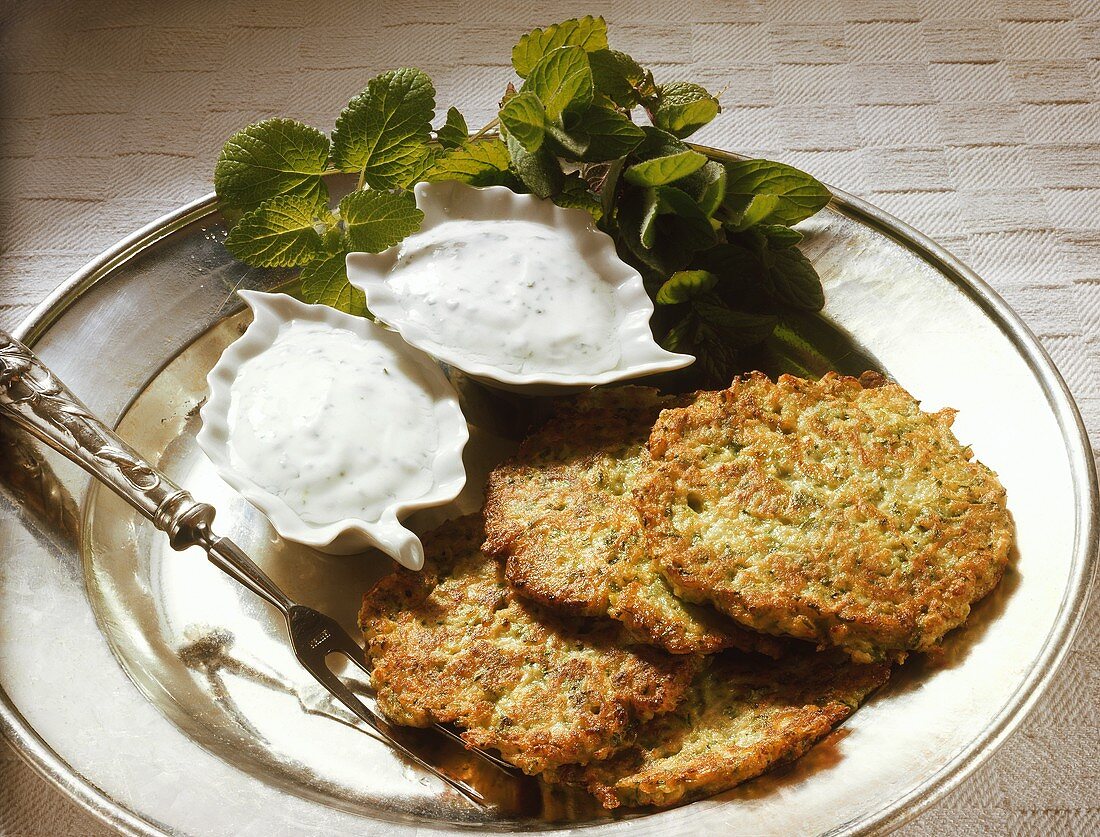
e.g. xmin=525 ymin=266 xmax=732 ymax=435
xmin=213 ymin=18 xmax=834 ymax=386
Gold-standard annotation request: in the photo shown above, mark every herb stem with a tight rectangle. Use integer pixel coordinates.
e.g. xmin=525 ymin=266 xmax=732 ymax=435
xmin=469 ymin=117 xmax=500 ymax=143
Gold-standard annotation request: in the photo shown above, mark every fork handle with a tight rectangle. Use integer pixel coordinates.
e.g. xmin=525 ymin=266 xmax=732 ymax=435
xmin=0 ymin=328 xmax=215 ymax=550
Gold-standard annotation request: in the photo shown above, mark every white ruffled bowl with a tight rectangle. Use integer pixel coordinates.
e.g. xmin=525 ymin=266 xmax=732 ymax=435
xmin=196 ymin=291 xmax=468 ymax=569
xmin=346 ymin=182 xmax=694 ymax=393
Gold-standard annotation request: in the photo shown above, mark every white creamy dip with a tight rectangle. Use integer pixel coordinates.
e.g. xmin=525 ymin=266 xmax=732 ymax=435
xmin=386 ymin=219 xmax=621 ymax=375
xmin=226 ymin=319 xmax=438 ymax=526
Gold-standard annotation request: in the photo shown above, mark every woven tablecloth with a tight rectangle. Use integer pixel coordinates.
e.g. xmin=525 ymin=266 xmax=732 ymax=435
xmin=1 ymin=0 xmax=1097 ymax=834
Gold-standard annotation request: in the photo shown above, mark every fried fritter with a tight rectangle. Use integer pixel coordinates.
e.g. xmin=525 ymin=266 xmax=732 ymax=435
xmin=637 ymin=372 xmax=1013 ymax=663
xmin=483 ymin=386 xmax=783 ymax=657
xmin=358 ymin=514 xmax=698 ymax=775
xmin=558 ymin=649 xmax=890 ymax=809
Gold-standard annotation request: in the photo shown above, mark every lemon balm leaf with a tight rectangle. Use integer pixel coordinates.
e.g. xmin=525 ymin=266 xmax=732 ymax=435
xmin=225 ymin=195 xmax=332 ymax=267
xmin=425 ymin=138 xmax=517 ymax=187
xmin=299 ymin=251 xmax=368 ymax=317
xmin=436 ymin=106 xmax=469 ymax=149
xmin=340 ymin=190 xmax=424 ymax=254
xmin=214 ymin=118 xmax=330 ymax=213
xmin=512 ymin=16 xmax=608 ymax=78
xmin=498 ymin=91 xmax=548 ymax=152
xmin=522 ymin=46 xmax=593 ymax=121
xmin=330 ymin=68 xmax=435 ymax=189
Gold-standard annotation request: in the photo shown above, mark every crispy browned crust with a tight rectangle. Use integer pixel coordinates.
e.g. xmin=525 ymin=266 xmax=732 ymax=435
xmin=483 ymin=386 xmax=784 ymax=658
xmin=557 ymin=649 xmax=890 ymax=809
xmin=358 ymin=514 xmax=698 ymax=775
xmin=637 ymin=371 xmax=1014 ymax=663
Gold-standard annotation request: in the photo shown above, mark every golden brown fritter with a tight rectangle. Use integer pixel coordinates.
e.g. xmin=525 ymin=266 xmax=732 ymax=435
xmin=358 ymin=514 xmax=698 ymax=775
xmin=483 ymin=386 xmax=783 ymax=657
xmin=557 ymin=649 xmax=890 ymax=809
xmin=636 ymin=372 xmax=1013 ymax=663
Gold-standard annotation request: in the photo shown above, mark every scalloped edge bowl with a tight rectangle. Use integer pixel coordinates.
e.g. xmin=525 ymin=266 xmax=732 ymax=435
xmin=196 ymin=290 xmax=468 ymax=568
xmin=346 ymin=181 xmax=694 ymax=393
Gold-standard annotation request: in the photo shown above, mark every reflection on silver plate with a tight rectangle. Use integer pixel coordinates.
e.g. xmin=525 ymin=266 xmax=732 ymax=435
xmin=1 ymin=148 xmax=1096 ymax=836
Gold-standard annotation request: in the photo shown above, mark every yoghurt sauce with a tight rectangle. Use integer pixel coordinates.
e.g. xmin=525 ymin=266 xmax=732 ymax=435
xmin=226 ymin=319 xmax=438 ymax=525
xmin=387 ymin=219 xmax=622 ymax=375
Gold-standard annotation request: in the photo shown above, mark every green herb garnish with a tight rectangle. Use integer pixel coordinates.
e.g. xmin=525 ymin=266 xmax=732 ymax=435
xmin=213 ymin=15 xmax=832 ymax=386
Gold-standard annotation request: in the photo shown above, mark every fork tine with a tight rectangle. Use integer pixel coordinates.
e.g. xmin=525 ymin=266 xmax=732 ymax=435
xmin=299 ymin=655 xmax=487 ymax=806
xmin=427 ymin=722 xmax=525 ymax=775
xmin=312 ymin=613 xmax=526 ymax=779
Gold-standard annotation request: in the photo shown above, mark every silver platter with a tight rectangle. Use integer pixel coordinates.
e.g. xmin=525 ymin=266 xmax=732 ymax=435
xmin=1 ymin=150 xmax=1096 ymax=835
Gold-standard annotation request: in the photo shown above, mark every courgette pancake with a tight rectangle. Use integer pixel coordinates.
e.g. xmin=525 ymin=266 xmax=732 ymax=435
xmin=553 ymin=649 xmax=890 ymax=809
xmin=637 ymin=372 xmax=1013 ymax=663
xmin=483 ymin=387 xmax=783 ymax=657
xmin=358 ymin=514 xmax=697 ymax=775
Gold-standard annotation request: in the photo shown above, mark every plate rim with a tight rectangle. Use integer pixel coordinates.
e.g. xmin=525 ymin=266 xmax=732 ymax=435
xmin=2 ymin=164 xmax=1096 ymax=836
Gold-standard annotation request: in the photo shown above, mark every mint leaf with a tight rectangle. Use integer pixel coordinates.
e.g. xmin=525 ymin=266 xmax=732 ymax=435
xmin=656 ymin=270 xmax=717 ymax=304
xmin=512 ymin=16 xmax=608 ymax=78
xmin=340 ymin=190 xmax=423 ymax=253
xmin=498 ymin=91 xmax=548 ymax=152
xmin=425 ymin=138 xmax=516 ymax=187
xmin=552 ymin=173 xmax=603 ymax=221
xmin=654 ymin=186 xmax=718 ymax=250
xmin=570 ymin=106 xmax=645 ymax=161
xmin=618 ymin=183 xmax=712 ymax=274
xmin=589 ymin=49 xmax=649 ymax=109
xmin=214 ymin=118 xmax=330 ymax=212
xmin=734 ymin=194 xmax=781 ymax=229
xmin=299 ymin=251 xmax=367 ymax=317
xmin=545 ymin=123 xmax=590 ymax=159
xmin=639 ymin=187 xmax=660 ymax=248
xmin=617 ymin=186 xmax=664 ymax=272
xmin=225 ymin=196 xmax=332 ymax=267
xmin=762 ymin=245 xmax=825 ymax=311
xmin=718 ymin=231 xmax=825 ymax=312
xmin=624 ymin=148 xmax=708 ymax=186
xmin=330 ymin=68 xmax=435 ymax=189
xmin=505 ymin=131 xmax=563 ymax=198
xmin=522 ymin=46 xmax=593 ymax=121
xmin=661 ymin=313 xmax=695 ymax=354
xmin=760 ymin=224 xmax=803 ymax=247
xmin=660 ymin=296 xmax=777 ymax=386
xmin=677 ymin=160 xmax=727 ymax=217
xmin=633 ymin=126 xmax=689 ymax=160
xmin=723 ymin=159 xmax=831 ymax=227
xmin=436 ymin=107 xmax=468 ymax=149
xmin=652 ymin=82 xmax=720 ymax=138
xmin=694 ymin=298 xmax=778 ymax=346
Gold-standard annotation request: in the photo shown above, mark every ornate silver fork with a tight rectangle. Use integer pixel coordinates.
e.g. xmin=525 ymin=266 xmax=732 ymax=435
xmin=0 ymin=328 xmax=522 ymax=804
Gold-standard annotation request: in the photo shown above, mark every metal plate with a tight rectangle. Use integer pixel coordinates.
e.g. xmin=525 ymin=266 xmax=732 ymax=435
xmin=1 ymin=154 xmax=1096 ymax=835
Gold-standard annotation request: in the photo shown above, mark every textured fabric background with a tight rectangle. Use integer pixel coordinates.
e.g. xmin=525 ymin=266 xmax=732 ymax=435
xmin=0 ymin=0 xmax=1097 ymax=834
